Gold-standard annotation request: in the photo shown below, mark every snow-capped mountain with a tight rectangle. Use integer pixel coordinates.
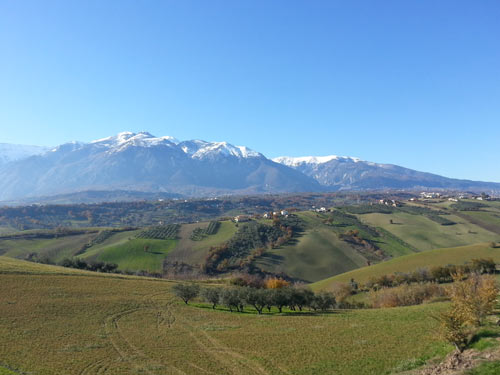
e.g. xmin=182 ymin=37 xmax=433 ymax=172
xmin=273 ymin=155 xmax=362 ymax=167
xmin=0 ymin=132 xmax=320 ymax=201
xmin=90 ymin=131 xmax=179 ymax=152
xmin=0 ymin=132 xmax=499 ymax=203
xmin=273 ymin=155 xmax=500 ymax=191
xmin=0 ymin=143 xmax=49 ymax=165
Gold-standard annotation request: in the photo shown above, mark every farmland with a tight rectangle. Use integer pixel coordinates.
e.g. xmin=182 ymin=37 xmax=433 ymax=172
xmin=312 ymin=242 xmax=500 ymax=290
xmin=0 ymin=257 xmax=452 ymax=375
xmin=0 ymin=199 xmax=499 ymax=282
xmin=1 ymin=197 xmax=500 ymax=374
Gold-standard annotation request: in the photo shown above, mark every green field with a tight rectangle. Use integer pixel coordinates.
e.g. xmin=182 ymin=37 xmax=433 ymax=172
xmin=256 ymin=211 xmax=420 ymax=282
xmin=312 ymin=242 xmax=500 ymax=290
xmin=256 ymin=226 xmax=368 ymax=282
xmin=0 ymin=257 xmax=453 ymax=375
xmin=0 ymin=232 xmax=97 ymax=261
xmin=92 ymin=238 xmax=177 ymax=272
xmin=357 ymin=212 xmax=499 ymax=251
xmin=0 ymin=202 xmax=499 ymax=282
xmin=167 ymin=220 xmax=238 ymax=265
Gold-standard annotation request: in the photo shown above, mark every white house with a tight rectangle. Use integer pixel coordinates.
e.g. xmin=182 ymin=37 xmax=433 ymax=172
xmin=234 ymin=215 xmax=250 ymax=223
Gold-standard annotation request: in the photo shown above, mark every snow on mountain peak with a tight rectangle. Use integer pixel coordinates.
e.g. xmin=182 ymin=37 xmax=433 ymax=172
xmin=87 ymin=132 xmax=260 ymax=159
xmin=91 ymin=131 xmax=179 ymax=151
xmin=191 ymin=141 xmax=262 ymax=159
xmin=273 ymin=155 xmax=362 ymax=166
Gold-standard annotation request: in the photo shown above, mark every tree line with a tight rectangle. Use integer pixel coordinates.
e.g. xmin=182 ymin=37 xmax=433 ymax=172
xmin=364 ymin=258 xmax=496 ymax=290
xmin=172 ymin=282 xmax=341 ymax=314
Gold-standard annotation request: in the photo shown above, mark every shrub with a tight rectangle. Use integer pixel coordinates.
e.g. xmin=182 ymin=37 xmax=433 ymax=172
xmin=266 ymin=277 xmax=290 ymax=289
xmin=330 ymin=283 xmax=353 ymax=305
xmin=435 ymin=309 xmax=471 ymax=352
xmin=470 ymin=258 xmax=496 ymax=274
xmin=369 ymin=283 xmax=446 ymax=308
xmin=448 ymin=273 xmax=499 ymax=327
xmin=230 ymin=274 xmax=265 ymax=288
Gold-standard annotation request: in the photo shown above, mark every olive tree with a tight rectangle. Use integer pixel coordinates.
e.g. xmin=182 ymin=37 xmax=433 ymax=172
xmin=172 ymin=283 xmax=200 ymax=304
xmin=201 ymin=287 xmax=222 ymax=309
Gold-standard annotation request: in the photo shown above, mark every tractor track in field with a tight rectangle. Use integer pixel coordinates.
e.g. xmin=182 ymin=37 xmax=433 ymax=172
xmin=149 ymin=291 xmax=290 ymax=375
xmin=79 ymin=290 xmax=288 ymax=375
xmin=195 ymin=327 xmax=292 ymax=375
xmin=78 ymin=358 xmax=111 ymax=375
xmin=176 ymin=313 xmax=271 ymax=375
xmin=104 ymin=306 xmax=186 ymax=375
xmin=78 ymin=290 xmax=185 ymax=375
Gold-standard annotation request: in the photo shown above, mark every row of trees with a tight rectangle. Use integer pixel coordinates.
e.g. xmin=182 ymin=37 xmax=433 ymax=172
xmin=365 ymin=259 xmax=496 ymax=290
xmin=58 ymin=258 xmax=119 ymax=273
xmin=172 ymin=283 xmax=338 ymax=314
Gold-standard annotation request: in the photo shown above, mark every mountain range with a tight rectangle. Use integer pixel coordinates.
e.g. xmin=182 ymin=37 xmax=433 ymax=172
xmin=0 ymin=131 xmax=498 ymax=203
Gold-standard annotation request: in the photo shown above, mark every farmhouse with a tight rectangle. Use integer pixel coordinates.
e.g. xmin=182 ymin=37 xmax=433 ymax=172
xmin=234 ymin=215 xmax=250 ymax=223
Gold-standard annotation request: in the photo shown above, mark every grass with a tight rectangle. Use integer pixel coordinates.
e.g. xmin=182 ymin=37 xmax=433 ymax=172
xmin=0 ymin=233 xmax=97 ymax=262
xmin=92 ymin=238 xmax=177 ymax=272
xmin=466 ymin=361 xmax=500 ymax=375
xmin=256 ymin=226 xmax=368 ymax=282
xmin=0 ymin=257 xmax=453 ymax=375
xmin=357 ymin=212 xmax=499 ymax=251
xmin=0 ymin=367 xmax=18 ymax=375
xmin=312 ymin=242 xmax=500 ymax=290
xmin=256 ymin=210 xmax=421 ymax=282
xmin=166 ymin=220 xmax=237 ymax=265
xmin=459 ymin=211 xmax=500 ymax=235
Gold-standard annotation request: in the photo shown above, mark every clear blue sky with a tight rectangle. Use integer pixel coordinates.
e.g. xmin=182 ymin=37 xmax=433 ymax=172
xmin=1 ymin=1 xmax=499 ymax=181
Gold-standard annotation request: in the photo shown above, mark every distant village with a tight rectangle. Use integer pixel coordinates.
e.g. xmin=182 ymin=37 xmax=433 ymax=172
xmin=410 ymin=191 xmax=497 ymax=202
xmin=233 ymin=206 xmax=330 ymax=223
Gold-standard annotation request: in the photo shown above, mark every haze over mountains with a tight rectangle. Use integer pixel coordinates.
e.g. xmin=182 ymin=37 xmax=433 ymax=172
xmin=0 ymin=131 xmax=498 ymax=203
xmin=0 ymin=143 xmax=49 ymax=165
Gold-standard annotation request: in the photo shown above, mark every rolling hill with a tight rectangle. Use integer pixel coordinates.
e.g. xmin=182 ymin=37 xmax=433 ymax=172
xmin=1 ymin=199 xmax=499 ymax=282
xmin=311 ymin=242 xmax=500 ymax=291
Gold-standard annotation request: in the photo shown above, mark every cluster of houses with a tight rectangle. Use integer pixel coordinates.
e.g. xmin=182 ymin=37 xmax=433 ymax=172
xmin=234 ymin=210 xmax=291 ymax=223
xmin=378 ymin=199 xmax=402 ymax=207
xmin=310 ymin=206 xmax=329 ymax=213
xmin=408 ymin=192 xmax=498 ymax=203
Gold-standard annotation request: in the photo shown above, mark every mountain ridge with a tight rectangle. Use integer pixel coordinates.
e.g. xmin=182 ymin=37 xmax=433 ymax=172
xmin=0 ymin=131 xmax=498 ymax=202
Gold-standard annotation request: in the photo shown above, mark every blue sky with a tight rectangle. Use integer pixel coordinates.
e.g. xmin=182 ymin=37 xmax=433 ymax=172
xmin=1 ymin=1 xmax=499 ymax=181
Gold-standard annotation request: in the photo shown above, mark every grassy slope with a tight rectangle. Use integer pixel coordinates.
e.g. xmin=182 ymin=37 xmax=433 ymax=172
xmin=93 ymin=238 xmax=177 ymax=272
xmin=257 ymin=227 xmax=367 ymax=282
xmin=312 ymin=242 xmax=500 ymax=290
xmin=166 ymin=220 xmax=237 ymax=264
xmin=0 ymin=257 xmax=450 ymax=375
xmin=458 ymin=211 xmax=500 ymax=235
xmin=0 ymin=233 xmax=97 ymax=262
xmin=358 ymin=212 xmax=499 ymax=251
xmin=256 ymin=212 xmax=369 ymax=282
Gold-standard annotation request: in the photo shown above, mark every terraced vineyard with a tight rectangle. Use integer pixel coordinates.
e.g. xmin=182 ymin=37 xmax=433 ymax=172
xmin=190 ymin=221 xmax=221 ymax=240
xmin=136 ymin=224 xmax=180 ymax=240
